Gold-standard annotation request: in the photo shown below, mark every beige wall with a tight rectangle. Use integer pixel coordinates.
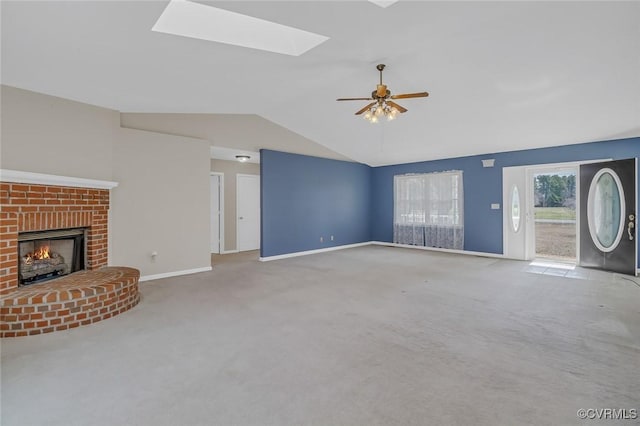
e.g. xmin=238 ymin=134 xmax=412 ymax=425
xmin=211 ymin=159 xmax=260 ymax=252
xmin=121 ymin=113 xmax=350 ymax=161
xmin=1 ymin=85 xmax=117 ymax=180
xmin=112 ymin=128 xmax=211 ymax=276
xmin=1 ymin=85 xmax=212 ymax=279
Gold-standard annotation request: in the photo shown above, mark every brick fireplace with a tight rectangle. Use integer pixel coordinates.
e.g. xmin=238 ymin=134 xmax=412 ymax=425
xmin=1 ymin=181 xmax=109 ymax=296
xmin=1 ymin=171 xmax=140 ymax=337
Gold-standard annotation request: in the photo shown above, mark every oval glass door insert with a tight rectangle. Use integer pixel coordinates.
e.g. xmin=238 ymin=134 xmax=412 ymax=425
xmin=587 ymin=168 xmax=625 ymax=252
xmin=511 ymin=185 xmax=521 ymax=232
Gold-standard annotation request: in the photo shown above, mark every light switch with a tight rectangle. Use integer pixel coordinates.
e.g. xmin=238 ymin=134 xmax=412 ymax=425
xmin=491 ymin=203 xmax=500 ymax=210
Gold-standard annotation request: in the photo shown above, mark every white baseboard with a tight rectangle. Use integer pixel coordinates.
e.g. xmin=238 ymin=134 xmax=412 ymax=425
xmin=259 ymin=242 xmax=371 ymax=262
xmin=259 ymin=241 xmax=504 ymax=262
xmin=139 ymin=266 xmax=212 ymax=282
xmin=221 ymin=250 xmax=239 ymax=255
xmin=370 ymin=241 xmax=505 ymax=259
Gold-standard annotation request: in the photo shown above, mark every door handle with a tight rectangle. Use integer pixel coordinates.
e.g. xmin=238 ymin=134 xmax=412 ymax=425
xmin=239 ymin=216 xmax=244 ymax=220
xmin=629 ymin=214 xmax=635 ymax=241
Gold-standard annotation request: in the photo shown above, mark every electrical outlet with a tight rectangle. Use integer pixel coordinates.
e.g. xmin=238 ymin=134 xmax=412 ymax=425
xmin=330 ymin=235 xmax=334 ymax=241
xmin=320 ymin=237 xmax=324 ymax=243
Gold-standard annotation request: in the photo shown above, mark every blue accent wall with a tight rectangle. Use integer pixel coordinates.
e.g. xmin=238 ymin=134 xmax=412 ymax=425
xmin=260 ymin=149 xmax=372 ymax=257
xmin=371 ymin=137 xmax=640 ymax=264
xmin=261 ymin=139 xmax=638 ymax=264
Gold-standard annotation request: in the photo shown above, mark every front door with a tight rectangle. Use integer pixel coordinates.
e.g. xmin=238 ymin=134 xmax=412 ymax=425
xmin=579 ymin=159 xmax=637 ymax=275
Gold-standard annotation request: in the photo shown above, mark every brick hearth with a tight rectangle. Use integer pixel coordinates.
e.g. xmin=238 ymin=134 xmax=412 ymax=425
xmin=0 ymin=182 xmax=109 ymax=296
xmin=0 ymin=267 xmax=140 ymax=337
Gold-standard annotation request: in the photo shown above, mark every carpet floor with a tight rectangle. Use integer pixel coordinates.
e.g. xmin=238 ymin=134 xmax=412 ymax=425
xmin=2 ymin=246 xmax=639 ymax=425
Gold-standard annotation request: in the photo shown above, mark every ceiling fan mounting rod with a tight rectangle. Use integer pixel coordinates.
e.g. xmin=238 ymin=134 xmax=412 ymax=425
xmin=377 ymin=64 xmax=385 ymax=85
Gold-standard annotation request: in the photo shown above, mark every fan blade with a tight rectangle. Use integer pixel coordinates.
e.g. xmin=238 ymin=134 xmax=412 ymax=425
xmin=337 ymin=97 xmax=372 ymax=101
xmin=387 ymin=101 xmax=407 ymax=113
xmin=390 ymin=92 xmax=429 ymax=99
xmin=355 ymin=102 xmax=376 ymax=115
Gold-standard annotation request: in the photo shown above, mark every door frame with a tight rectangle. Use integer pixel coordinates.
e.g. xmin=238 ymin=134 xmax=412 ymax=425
xmin=210 ymin=172 xmax=225 ymax=254
xmin=236 ymin=173 xmax=260 ymax=252
xmin=503 ymin=159 xmax=611 ymax=261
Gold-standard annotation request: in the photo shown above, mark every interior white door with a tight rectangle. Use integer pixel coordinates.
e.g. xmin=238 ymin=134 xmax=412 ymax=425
xmin=503 ymin=166 xmax=533 ymax=260
xmin=210 ymin=174 xmax=221 ymax=254
xmin=237 ymin=174 xmax=260 ymax=252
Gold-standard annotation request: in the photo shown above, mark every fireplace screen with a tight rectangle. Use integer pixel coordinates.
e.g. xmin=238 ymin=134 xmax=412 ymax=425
xmin=18 ymin=228 xmax=86 ymax=286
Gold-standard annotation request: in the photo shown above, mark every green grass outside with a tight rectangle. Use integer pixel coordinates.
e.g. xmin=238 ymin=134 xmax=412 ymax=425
xmin=534 ymin=207 xmax=576 ymax=220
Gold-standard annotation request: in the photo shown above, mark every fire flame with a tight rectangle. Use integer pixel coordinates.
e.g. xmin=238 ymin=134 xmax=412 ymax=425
xmin=35 ymin=245 xmax=51 ymax=259
xmin=23 ymin=245 xmax=51 ymax=264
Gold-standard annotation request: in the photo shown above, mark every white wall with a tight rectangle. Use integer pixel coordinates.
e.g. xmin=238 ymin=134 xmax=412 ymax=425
xmin=1 ymin=85 xmax=117 ymax=180
xmin=111 ymin=128 xmax=211 ymax=277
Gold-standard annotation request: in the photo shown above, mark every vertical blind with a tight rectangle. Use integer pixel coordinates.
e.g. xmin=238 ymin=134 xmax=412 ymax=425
xmin=393 ymin=171 xmax=464 ymax=249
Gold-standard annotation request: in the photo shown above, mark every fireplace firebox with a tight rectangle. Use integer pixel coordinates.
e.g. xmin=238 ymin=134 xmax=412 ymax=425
xmin=18 ymin=228 xmax=86 ymax=286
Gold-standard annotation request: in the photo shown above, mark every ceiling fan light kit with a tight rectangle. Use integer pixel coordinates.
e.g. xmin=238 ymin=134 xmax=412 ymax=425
xmin=337 ymin=64 xmax=428 ymax=123
xmin=362 ymin=101 xmax=399 ymax=123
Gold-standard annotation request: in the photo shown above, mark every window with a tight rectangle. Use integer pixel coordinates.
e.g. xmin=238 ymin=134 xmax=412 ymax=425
xmin=511 ymin=185 xmax=521 ymax=232
xmin=393 ymin=171 xmax=464 ymax=249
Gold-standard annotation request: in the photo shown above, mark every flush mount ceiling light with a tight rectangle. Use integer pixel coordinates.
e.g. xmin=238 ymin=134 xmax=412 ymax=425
xmin=337 ymin=64 xmax=429 ymax=123
xmin=152 ymin=0 xmax=329 ymax=56
xmin=235 ymin=155 xmax=251 ymax=162
xmin=368 ymin=0 xmax=400 ymax=8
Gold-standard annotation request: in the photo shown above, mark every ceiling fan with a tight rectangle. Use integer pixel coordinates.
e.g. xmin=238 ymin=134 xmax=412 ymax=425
xmin=337 ymin=64 xmax=428 ymax=122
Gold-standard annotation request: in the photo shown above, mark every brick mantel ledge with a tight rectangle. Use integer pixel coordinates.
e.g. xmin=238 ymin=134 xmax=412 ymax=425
xmin=0 ymin=169 xmax=118 ymax=190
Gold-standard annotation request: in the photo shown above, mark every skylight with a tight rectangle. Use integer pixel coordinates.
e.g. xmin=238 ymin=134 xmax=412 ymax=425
xmin=152 ymin=0 xmax=329 ymax=56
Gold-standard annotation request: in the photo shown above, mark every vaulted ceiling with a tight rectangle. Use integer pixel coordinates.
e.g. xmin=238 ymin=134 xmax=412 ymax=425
xmin=2 ymin=1 xmax=638 ymax=166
